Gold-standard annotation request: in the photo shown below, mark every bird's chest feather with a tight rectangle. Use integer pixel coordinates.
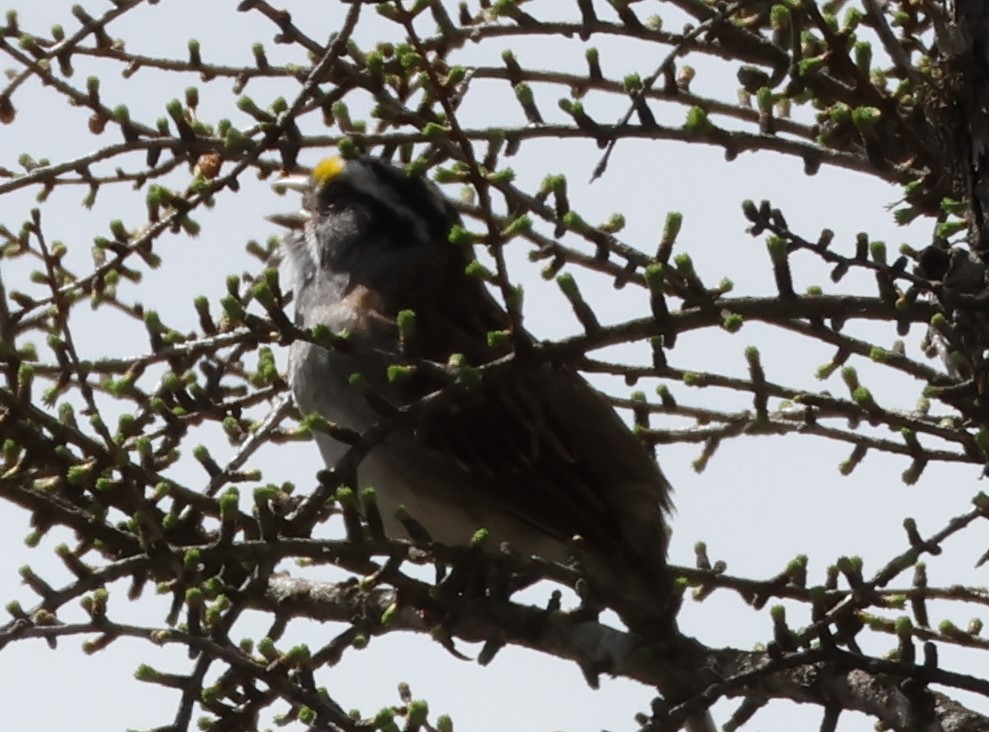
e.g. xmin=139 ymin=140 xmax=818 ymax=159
xmin=290 ymin=281 xmax=399 ymax=422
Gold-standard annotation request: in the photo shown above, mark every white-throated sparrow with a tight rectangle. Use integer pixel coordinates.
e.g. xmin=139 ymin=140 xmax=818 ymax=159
xmin=274 ymin=154 xmax=678 ymax=627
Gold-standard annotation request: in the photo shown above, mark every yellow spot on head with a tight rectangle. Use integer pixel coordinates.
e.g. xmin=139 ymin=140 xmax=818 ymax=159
xmin=311 ymin=156 xmax=345 ymax=188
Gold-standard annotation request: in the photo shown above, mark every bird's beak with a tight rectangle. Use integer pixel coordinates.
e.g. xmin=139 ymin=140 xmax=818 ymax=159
xmin=271 ymin=174 xmax=310 ymax=194
xmin=265 ymin=211 xmax=310 ymax=230
xmin=267 ymin=174 xmax=312 ymax=230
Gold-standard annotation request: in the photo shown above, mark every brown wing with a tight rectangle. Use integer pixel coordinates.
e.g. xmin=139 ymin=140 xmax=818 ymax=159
xmin=387 ymin=271 xmax=672 ymax=571
xmin=419 ymin=363 xmax=672 ymax=572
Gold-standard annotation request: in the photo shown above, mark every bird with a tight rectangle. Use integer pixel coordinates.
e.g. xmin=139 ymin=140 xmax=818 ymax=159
xmin=272 ymin=154 xmax=716 ymax=732
xmin=272 ymin=154 xmax=677 ymax=624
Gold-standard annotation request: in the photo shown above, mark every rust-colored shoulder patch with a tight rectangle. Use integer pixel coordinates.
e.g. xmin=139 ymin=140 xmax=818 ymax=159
xmin=340 ymin=283 xmax=386 ymax=316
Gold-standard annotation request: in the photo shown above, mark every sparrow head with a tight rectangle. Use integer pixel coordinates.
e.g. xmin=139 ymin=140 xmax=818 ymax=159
xmin=273 ymin=155 xmax=508 ymax=361
xmin=307 ymin=156 xmax=457 ymax=242
xmin=275 ymin=156 xmax=462 ymax=267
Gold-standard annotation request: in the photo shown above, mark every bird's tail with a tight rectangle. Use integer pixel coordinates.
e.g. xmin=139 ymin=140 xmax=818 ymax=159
xmin=685 ymin=711 xmax=718 ymax=732
xmin=595 ymin=567 xmax=718 ymax=732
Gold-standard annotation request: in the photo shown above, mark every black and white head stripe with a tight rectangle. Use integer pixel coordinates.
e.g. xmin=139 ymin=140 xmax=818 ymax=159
xmin=307 ymin=156 xmax=455 ymax=246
